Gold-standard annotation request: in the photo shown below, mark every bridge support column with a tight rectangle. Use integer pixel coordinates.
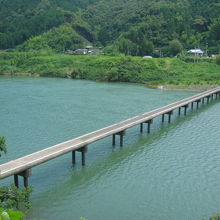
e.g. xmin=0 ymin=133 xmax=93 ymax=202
xmin=182 ymin=104 xmax=188 ymax=115
xmin=168 ymin=111 xmax=173 ymax=123
xmin=215 ymin=93 xmax=218 ymax=99
xmin=191 ymin=102 xmax=194 ymax=110
xmin=112 ymin=134 xmax=116 ymax=145
xmin=77 ymin=146 xmax=88 ymax=166
xmin=207 ymin=96 xmax=210 ymax=104
xmin=162 ymin=114 xmax=165 ymax=123
xmin=72 ymin=151 xmax=76 ymax=165
xmin=14 ymin=169 xmax=32 ymax=188
xmin=195 ymin=100 xmax=201 ymax=109
xmin=163 ymin=111 xmax=173 ymax=123
xmin=178 ymin=107 xmax=181 ymax=116
xmin=143 ymin=119 xmax=153 ymax=133
xmin=14 ymin=174 xmax=19 ymax=188
xmin=202 ymin=98 xmax=205 ymax=104
xmin=140 ymin=123 xmax=143 ymax=133
xmin=112 ymin=130 xmax=126 ymax=147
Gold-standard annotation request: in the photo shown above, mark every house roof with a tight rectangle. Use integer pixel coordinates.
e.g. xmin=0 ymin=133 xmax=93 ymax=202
xmin=187 ymin=49 xmax=204 ymax=54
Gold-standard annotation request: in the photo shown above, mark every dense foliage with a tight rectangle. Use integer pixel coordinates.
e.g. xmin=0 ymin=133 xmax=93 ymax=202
xmin=0 ymin=208 xmax=24 ymax=220
xmin=18 ymin=24 xmax=89 ymax=52
xmin=0 ymin=138 xmax=32 ymax=220
xmin=0 ymin=137 xmax=7 ymax=157
xmin=0 ymin=51 xmax=219 ymax=85
xmin=0 ymin=0 xmax=219 ymax=55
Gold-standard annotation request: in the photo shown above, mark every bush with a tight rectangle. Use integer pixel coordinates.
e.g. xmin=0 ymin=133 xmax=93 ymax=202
xmin=0 ymin=209 xmax=24 ymax=220
xmin=216 ymin=55 xmax=220 ymax=65
xmin=0 ymin=136 xmax=6 ymax=156
xmin=209 ymin=213 xmax=220 ymax=220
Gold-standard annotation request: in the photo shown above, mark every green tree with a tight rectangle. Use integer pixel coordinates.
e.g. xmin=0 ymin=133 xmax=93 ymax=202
xmin=169 ymin=39 xmax=183 ymax=56
xmin=0 ymin=136 xmax=7 ymax=157
xmin=216 ymin=55 xmax=220 ymax=65
xmin=0 ymin=138 xmax=32 ymax=217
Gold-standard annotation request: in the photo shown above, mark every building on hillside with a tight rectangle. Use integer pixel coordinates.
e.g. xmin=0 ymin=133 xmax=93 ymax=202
xmin=67 ymin=45 xmax=103 ymax=55
xmin=73 ymin=49 xmax=88 ymax=55
xmin=187 ymin=48 xmax=204 ymax=56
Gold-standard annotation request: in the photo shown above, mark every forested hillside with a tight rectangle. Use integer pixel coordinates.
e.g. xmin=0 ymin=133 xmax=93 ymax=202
xmin=0 ymin=0 xmax=98 ymax=49
xmin=0 ymin=0 xmax=220 ymax=55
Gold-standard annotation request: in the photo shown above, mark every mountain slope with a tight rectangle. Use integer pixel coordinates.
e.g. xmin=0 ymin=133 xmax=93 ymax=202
xmin=0 ymin=0 xmax=99 ymax=49
xmin=0 ymin=0 xmax=220 ymax=54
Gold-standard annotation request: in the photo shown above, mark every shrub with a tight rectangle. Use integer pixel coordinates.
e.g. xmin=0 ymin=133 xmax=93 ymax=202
xmin=0 ymin=209 xmax=24 ymax=220
xmin=216 ymin=55 xmax=220 ymax=65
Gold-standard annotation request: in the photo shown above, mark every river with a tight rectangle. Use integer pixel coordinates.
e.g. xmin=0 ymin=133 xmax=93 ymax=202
xmin=0 ymin=76 xmax=220 ymax=220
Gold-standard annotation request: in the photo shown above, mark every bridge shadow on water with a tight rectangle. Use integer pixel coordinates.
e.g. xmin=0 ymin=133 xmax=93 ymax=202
xmin=29 ymin=98 xmax=220 ymax=205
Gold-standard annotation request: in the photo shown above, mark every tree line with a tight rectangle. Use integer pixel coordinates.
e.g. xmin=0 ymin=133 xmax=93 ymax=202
xmin=0 ymin=0 xmax=219 ymax=56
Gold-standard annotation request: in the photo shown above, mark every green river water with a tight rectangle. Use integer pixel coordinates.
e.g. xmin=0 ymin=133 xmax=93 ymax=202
xmin=0 ymin=77 xmax=220 ymax=220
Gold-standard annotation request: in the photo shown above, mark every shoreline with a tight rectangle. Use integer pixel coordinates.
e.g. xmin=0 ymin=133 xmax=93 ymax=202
xmin=154 ymin=84 xmax=219 ymax=92
xmin=1 ymin=72 xmax=219 ymax=92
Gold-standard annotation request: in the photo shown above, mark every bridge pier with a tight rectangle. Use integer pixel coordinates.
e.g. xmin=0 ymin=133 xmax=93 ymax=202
xmin=76 ymin=146 xmax=88 ymax=166
xmin=162 ymin=114 xmax=165 ymax=123
xmin=167 ymin=111 xmax=173 ymax=123
xmin=182 ymin=104 xmax=188 ymax=115
xmin=195 ymin=99 xmax=201 ymax=109
xmin=14 ymin=174 xmax=19 ymax=188
xmin=178 ymin=107 xmax=181 ymax=116
xmin=140 ymin=123 xmax=143 ymax=133
xmin=191 ymin=102 xmax=194 ymax=110
xmin=202 ymin=98 xmax=205 ymax=104
xmin=143 ymin=119 xmax=153 ymax=133
xmin=112 ymin=130 xmax=126 ymax=147
xmin=72 ymin=151 xmax=76 ymax=164
xmin=162 ymin=111 xmax=173 ymax=123
xmin=14 ymin=169 xmax=32 ymax=188
xmin=206 ymin=96 xmax=210 ymax=104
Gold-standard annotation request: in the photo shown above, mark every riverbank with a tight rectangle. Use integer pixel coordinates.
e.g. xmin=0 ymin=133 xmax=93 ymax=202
xmin=0 ymin=51 xmax=220 ymax=91
xmin=153 ymin=84 xmax=220 ymax=92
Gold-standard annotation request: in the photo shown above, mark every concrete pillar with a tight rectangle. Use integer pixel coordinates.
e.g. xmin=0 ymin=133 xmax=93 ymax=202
xmin=147 ymin=122 xmax=151 ymax=133
xmin=168 ymin=112 xmax=172 ymax=123
xmin=14 ymin=174 xmax=19 ymax=188
xmin=113 ymin=130 xmax=126 ymax=147
xmin=81 ymin=152 xmax=86 ymax=166
xmin=191 ymin=102 xmax=194 ymax=110
xmin=202 ymin=98 xmax=205 ymax=104
xmin=140 ymin=123 xmax=143 ymax=133
xmin=178 ymin=107 xmax=181 ymax=116
xmin=17 ymin=169 xmax=32 ymax=188
xmin=72 ymin=151 xmax=76 ymax=165
xmin=24 ymin=177 xmax=29 ymax=188
xmin=162 ymin=114 xmax=165 ymax=123
xmin=77 ymin=146 xmax=88 ymax=166
xmin=120 ymin=135 xmax=123 ymax=147
xmin=207 ymin=96 xmax=210 ymax=104
xmin=112 ymin=134 xmax=116 ymax=146
xmin=145 ymin=119 xmax=153 ymax=133
xmin=196 ymin=100 xmax=201 ymax=109
xmin=182 ymin=105 xmax=188 ymax=115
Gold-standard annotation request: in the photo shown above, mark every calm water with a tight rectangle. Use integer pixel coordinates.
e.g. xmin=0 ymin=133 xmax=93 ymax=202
xmin=0 ymin=77 xmax=220 ymax=220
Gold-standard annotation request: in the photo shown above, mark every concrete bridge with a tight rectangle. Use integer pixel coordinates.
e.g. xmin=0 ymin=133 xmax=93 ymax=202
xmin=1 ymin=87 xmax=220 ymax=188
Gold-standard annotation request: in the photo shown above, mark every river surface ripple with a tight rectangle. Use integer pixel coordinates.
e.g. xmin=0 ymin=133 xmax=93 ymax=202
xmin=0 ymin=77 xmax=220 ymax=220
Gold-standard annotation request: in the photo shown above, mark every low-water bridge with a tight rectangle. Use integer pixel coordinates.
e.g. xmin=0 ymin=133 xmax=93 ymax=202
xmin=1 ymin=87 xmax=220 ymax=188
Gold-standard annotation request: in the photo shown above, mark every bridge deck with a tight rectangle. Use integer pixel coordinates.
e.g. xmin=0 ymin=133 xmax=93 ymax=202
xmin=1 ymin=87 xmax=220 ymax=180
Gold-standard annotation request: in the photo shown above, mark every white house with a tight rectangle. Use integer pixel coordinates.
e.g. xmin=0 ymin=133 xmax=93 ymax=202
xmin=187 ymin=48 xmax=204 ymax=56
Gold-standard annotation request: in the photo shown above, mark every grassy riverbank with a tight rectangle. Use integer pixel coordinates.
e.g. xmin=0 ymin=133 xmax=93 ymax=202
xmin=0 ymin=51 xmax=220 ymax=88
